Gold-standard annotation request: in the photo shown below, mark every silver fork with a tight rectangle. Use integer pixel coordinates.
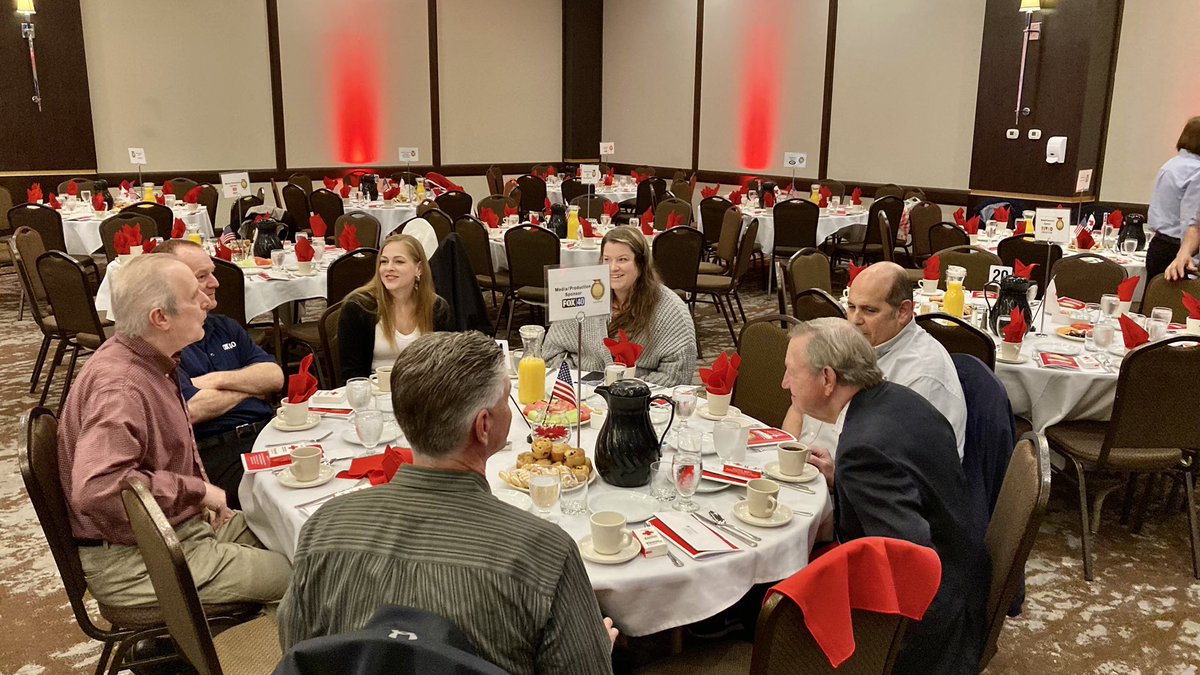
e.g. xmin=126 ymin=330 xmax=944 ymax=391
xmin=708 ymin=510 xmax=762 ymax=541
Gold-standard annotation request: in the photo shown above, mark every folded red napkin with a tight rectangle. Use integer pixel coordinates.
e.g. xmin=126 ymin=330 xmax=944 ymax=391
xmin=1118 ymin=313 xmax=1149 ymax=349
xmin=310 ymin=214 xmax=327 ymax=237
xmin=818 ymin=186 xmax=831 ymax=208
xmin=547 ymin=165 xmax=556 ymax=176
xmin=543 ymin=197 xmax=552 ymax=215
xmin=114 ymin=231 xmax=129 ymax=255
xmin=27 ymin=183 xmax=42 ymax=203
xmin=1015 ymin=219 xmax=1029 ymax=235
xmin=640 ymin=218 xmax=655 ymax=236
xmin=767 ymin=537 xmax=941 ymax=669
xmin=169 ymin=218 xmax=185 ymax=239
xmin=631 ymin=170 xmax=642 ymax=183
xmin=349 ymin=173 xmax=362 ymax=188
xmin=155 ymin=194 xmax=165 ymax=205
xmin=603 ymin=167 xmax=614 ymax=186
xmin=1076 ymin=228 xmax=1095 ymax=250
xmin=993 ymin=205 xmax=1010 ymax=223
xmin=923 ymin=255 xmax=940 ymax=281
xmin=603 ymin=329 xmax=643 ymax=367
xmin=503 ymin=205 xmax=518 ymax=219
xmin=953 ymin=208 xmax=966 ymax=227
xmin=339 ymin=184 xmax=351 ymax=199
xmin=92 ymin=193 xmax=106 ymax=211
xmin=1013 ymin=259 xmax=1038 ymax=279
xmin=729 ymin=191 xmax=743 ymax=206
xmin=183 ymin=185 xmax=202 ymax=204
xmin=701 ymin=185 xmax=718 ymax=199
xmin=323 ymin=176 xmax=338 ymax=191
xmin=382 ymin=185 xmax=400 ymax=200
xmin=66 ymin=181 xmax=79 ymax=196
xmin=1002 ymin=307 xmax=1027 ymax=343
xmin=215 ymin=240 xmax=233 ymax=261
xmin=581 ymin=217 xmax=595 ymax=238
xmin=287 ymin=354 xmax=319 ymax=404
xmin=850 ymin=187 xmax=862 ymax=205
xmin=642 ymin=207 xmax=655 ymax=228
xmin=48 ymin=193 xmax=61 ymax=209
xmin=162 ymin=182 xmax=174 ymax=195
xmin=576 ymin=167 xmax=582 ymax=177
xmin=963 ymin=216 xmax=980 ymax=235
xmin=764 ymin=191 xmax=776 ymax=208
xmin=339 ymin=224 xmax=360 ymax=251
xmin=1183 ymin=291 xmax=1200 ymax=320
xmin=1107 ymin=209 xmax=1123 ymax=229
xmin=120 ymin=179 xmax=132 ymax=193
xmin=1117 ymin=275 xmax=1140 ymax=302
xmin=142 ymin=238 xmax=158 ymax=253
xmin=665 ymin=211 xmax=683 ymax=229
xmin=122 ymin=223 xmax=143 ymax=247
xmin=336 ymin=445 xmax=414 ymax=486
xmin=849 ymin=261 xmax=869 ymax=286
xmin=700 ymin=351 xmax=740 ymax=396
xmin=295 ymin=237 xmax=314 ymax=262
xmin=603 ymin=201 xmax=619 ymax=217
xmin=479 ymin=207 xmax=500 ymax=228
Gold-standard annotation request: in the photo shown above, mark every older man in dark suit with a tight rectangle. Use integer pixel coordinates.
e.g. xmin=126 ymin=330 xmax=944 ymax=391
xmin=782 ymin=317 xmax=989 ymax=675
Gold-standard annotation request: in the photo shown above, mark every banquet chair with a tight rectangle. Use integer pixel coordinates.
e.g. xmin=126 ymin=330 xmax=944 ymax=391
xmin=36 ymin=251 xmax=114 ymax=409
xmin=699 ymin=208 xmax=742 ymax=276
xmin=415 ymin=199 xmax=439 ymax=217
xmin=927 ymin=222 xmax=969 ymax=259
xmin=781 ymin=248 xmax=834 ymax=315
xmin=10 ymin=202 xmax=70 ymax=252
xmin=771 ymin=199 xmax=820 ymax=290
xmin=907 ymin=201 xmax=942 ymax=265
xmin=669 ymin=174 xmax=695 ymax=204
xmin=979 ymin=432 xmax=1051 ymax=670
xmin=903 ymin=188 xmax=925 ymax=201
xmin=435 ymin=190 xmax=474 ymax=220
xmin=1051 ymin=253 xmax=1127 ymax=304
xmin=10 ymin=231 xmax=65 ymax=399
xmin=633 ymin=165 xmax=656 ymax=177
xmin=121 ymin=202 xmax=174 ymax=240
xmin=699 ymin=195 xmax=734 ymax=249
xmin=57 ymin=177 xmax=97 ymax=196
xmin=210 ymin=258 xmax=275 ymax=352
xmin=318 ymin=301 xmax=346 ymax=388
xmin=120 ymin=479 xmax=282 ymax=675
xmin=1139 ymin=274 xmax=1200 ymax=321
xmin=623 ymin=176 xmax=666 ymax=220
xmin=454 ymin=215 xmax=509 ymax=307
xmin=477 ymin=194 xmax=517 ymax=220
xmin=166 ymin=177 xmax=200 ymax=199
xmin=390 ymin=171 xmax=424 ymax=189
xmin=502 ymin=224 xmax=559 ymax=338
xmin=515 ymin=174 xmax=547 ymax=218
xmin=696 ymin=220 xmax=759 ymax=346
xmin=1044 ymin=336 xmax=1200 ymax=580
xmin=570 ymin=194 xmax=611 ymax=219
xmin=933 ymin=246 xmax=1002 ymax=291
xmin=653 ymin=197 xmax=692 ymax=230
xmin=412 ymin=208 xmax=454 ymax=244
xmin=198 ymin=184 xmax=219 ymax=226
xmin=281 ymin=183 xmax=311 ymax=233
xmin=997 ymin=234 xmax=1061 ymax=299
xmin=308 ymin=189 xmax=344 ymax=235
xmin=227 ymin=195 xmax=263 ymax=232
xmin=817 ymin=179 xmax=846 ymax=198
xmin=560 ymin=176 xmax=594 ymax=204
xmin=874 ymin=183 xmax=904 ymax=199
xmin=791 ymin=288 xmax=846 ymax=321
xmin=334 ymin=212 xmax=382 ymax=248
xmin=915 ymin=313 xmax=995 ymax=371
xmin=653 ymin=225 xmax=705 ymax=307
xmin=325 ymin=247 xmax=379 ymax=306
xmin=732 ymin=315 xmax=799 ymax=428
xmin=485 ymin=166 xmax=504 ymax=196
xmin=834 ymin=196 xmax=902 ymax=265
xmin=0 ymin=186 xmax=14 ymax=307
xmin=530 ymin=164 xmax=553 ymax=177
xmin=287 ymin=173 xmax=313 ymax=196
xmin=99 ymin=213 xmax=158 ymax=263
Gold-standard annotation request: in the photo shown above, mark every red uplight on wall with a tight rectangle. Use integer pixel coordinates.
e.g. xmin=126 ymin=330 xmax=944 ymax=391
xmin=738 ymin=4 xmax=782 ymax=171
xmin=330 ymin=27 xmax=381 ymax=164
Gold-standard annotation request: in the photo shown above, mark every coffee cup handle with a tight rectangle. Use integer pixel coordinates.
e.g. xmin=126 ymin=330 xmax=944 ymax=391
xmin=765 ymin=496 xmax=777 ymax=516
xmin=619 ymin=529 xmax=633 ymax=549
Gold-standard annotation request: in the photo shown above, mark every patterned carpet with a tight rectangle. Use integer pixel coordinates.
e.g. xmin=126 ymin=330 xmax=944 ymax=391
xmin=1 ymin=264 xmax=1198 ymax=674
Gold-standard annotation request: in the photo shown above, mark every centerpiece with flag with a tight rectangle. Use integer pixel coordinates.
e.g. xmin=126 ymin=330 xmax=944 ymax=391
xmin=551 ymin=361 xmax=577 ymax=409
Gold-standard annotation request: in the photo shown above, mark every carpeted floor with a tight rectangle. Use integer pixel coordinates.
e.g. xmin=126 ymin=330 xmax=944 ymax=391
xmin=1 ymin=264 xmax=1198 ymax=674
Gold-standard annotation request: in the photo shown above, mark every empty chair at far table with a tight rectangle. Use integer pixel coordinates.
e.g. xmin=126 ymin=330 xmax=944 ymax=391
xmin=696 ymin=220 xmax=759 ymax=345
xmin=817 ymin=179 xmax=846 ymax=198
xmin=327 ymin=248 xmax=380 ymax=306
xmin=653 ymin=197 xmax=692 ymax=230
xmin=309 ymin=189 xmax=344 ymax=234
xmin=227 ymin=195 xmax=264 ymax=233
xmin=1050 ymin=253 xmax=1127 ymax=304
xmin=571 ymin=194 xmax=611 ymax=220
xmin=334 ymin=212 xmax=382 ymax=248
xmin=997 ymin=234 xmax=1061 ymax=299
xmin=1139 ymin=273 xmax=1200 ymax=322
xmin=37 ymin=251 xmax=115 ymax=410
xmin=935 ymin=246 xmax=1003 ymax=291
xmin=732 ymin=315 xmax=799 ymax=429
xmin=699 ymin=196 xmax=733 ymax=249
xmin=477 ymin=195 xmax=517 ymax=220
xmin=502 ymin=224 xmax=559 ymax=338
xmin=166 ymin=178 xmax=200 ymax=199
xmin=197 ymin=185 xmax=219 ymax=227
xmin=99 ymin=213 xmax=158 ymax=263
xmin=121 ymin=202 xmax=174 ymax=239
xmin=928 ymin=222 xmax=969 ymax=256
xmin=781 ymin=248 xmax=833 ymax=316
xmin=515 ymin=175 xmax=547 ymax=218
xmin=288 ymin=173 xmax=313 ymax=196
xmin=915 ymin=313 xmax=995 ymax=372
xmin=908 ymin=201 xmax=943 ymax=265
xmin=435 ymin=190 xmax=473 ymax=221
xmin=485 ymin=166 xmax=504 ymax=196
xmin=282 ymin=183 xmax=311 ymax=233
xmin=560 ymin=177 xmax=594 ymax=205
xmin=10 ymin=203 xmax=70 ymax=252
xmin=791 ymin=288 xmax=845 ymax=322
xmin=874 ymin=183 xmax=904 ymax=199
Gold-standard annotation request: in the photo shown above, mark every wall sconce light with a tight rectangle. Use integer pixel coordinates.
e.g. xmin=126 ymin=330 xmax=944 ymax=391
xmin=15 ymin=0 xmax=42 ymax=111
xmin=1014 ymin=0 xmax=1042 ymax=125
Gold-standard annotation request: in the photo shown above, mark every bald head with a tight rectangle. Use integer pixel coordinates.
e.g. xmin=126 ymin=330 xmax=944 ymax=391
xmin=846 ymin=262 xmax=915 ymax=346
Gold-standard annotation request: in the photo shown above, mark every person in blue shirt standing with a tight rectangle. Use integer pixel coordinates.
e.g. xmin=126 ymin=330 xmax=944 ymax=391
xmin=157 ymin=240 xmax=284 ymax=508
xmin=1146 ymin=116 xmax=1200 ymax=281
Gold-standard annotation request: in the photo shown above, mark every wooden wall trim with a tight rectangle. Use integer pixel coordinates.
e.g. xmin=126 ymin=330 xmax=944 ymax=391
xmin=1090 ymin=0 xmax=1125 ymax=199
xmin=428 ymin=0 xmax=442 ymax=167
xmin=690 ymin=0 xmax=704 ymax=172
xmin=819 ymin=0 xmax=838 ymax=180
xmin=264 ymin=0 xmax=287 ymax=171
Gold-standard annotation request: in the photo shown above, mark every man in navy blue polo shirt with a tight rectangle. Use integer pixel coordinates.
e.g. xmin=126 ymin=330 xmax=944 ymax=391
xmin=158 ymin=240 xmax=283 ymax=508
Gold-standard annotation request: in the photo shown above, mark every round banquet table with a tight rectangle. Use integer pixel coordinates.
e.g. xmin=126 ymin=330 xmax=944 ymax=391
xmin=974 ymin=233 xmax=1149 ymax=300
xmin=240 ymin=382 xmax=831 ymax=637
xmin=486 ymin=226 xmax=607 ymax=272
xmin=738 ymin=206 xmax=870 ymax=255
xmin=547 ymin=183 xmax=636 ymax=206
xmin=345 ymin=202 xmax=418 ymax=245
xmin=61 ymin=205 xmax=214 ymax=255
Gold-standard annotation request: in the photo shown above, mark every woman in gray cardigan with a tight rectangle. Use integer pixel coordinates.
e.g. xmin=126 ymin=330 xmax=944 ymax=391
xmin=542 ymin=226 xmax=696 ymax=387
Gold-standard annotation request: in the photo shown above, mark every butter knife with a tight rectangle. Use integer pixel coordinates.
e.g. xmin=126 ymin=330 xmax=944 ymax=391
xmin=663 ymin=548 xmax=685 ymax=567
xmin=696 ymin=513 xmax=758 ymax=547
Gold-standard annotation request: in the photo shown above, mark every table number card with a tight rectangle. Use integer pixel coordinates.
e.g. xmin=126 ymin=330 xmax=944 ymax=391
xmin=579 ymin=164 xmax=601 ymax=185
xmin=547 ymin=264 xmax=611 ymax=322
xmin=599 ymin=142 xmax=615 ymax=156
xmin=398 ymin=147 xmax=419 ymax=163
xmin=783 ymin=152 xmax=807 ymax=169
xmin=219 ymin=172 xmax=251 ymax=199
xmin=127 ymin=147 xmax=147 ymax=165
xmin=1034 ymin=208 xmax=1072 ymax=245
xmin=988 ymin=265 xmax=1014 ymax=284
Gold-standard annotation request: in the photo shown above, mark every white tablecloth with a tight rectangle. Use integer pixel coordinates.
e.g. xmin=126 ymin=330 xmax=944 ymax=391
xmin=487 ymin=229 xmax=604 ymax=273
xmin=547 ymin=184 xmax=636 ymax=206
xmin=61 ymin=206 xmax=213 ymax=255
xmin=976 ymin=236 xmax=1148 ymax=300
xmin=240 ymin=385 xmax=831 ymax=637
xmin=348 ymin=203 xmax=418 ymax=244
xmin=739 ymin=207 xmax=870 ymax=255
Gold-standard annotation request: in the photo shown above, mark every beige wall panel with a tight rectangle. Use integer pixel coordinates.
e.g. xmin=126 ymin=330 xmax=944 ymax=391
xmin=1101 ymin=0 xmax=1200 ymax=204
xmin=698 ymin=0 xmax=827 ymax=177
xmin=82 ymin=0 xmax=275 ymax=173
xmin=438 ymin=0 xmax=562 ymax=165
xmin=602 ymin=0 xmax=696 ymax=170
xmin=278 ymin=0 xmax=432 ymax=169
xmin=827 ymin=0 xmax=984 ymax=189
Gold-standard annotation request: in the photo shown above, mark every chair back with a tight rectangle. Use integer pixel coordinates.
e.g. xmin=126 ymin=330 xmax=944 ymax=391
xmin=9 ymin=236 xmax=52 ymax=334
xmin=334 ymin=212 xmax=382 ymax=248
xmin=772 ymin=199 xmax=820 ymax=253
xmin=729 ymin=219 xmax=760 ymax=283
xmin=453 ymin=216 xmax=496 ymax=281
xmin=927 ymin=222 xmax=969 ymax=254
xmin=934 ymin=246 xmax=1003 ymax=291
xmin=212 ymin=258 xmax=251 ymax=326
xmin=121 ymin=202 xmax=174 ymax=238
xmin=13 ymin=226 xmax=51 ymax=304
xmin=309 ymin=189 xmax=345 ymax=233
xmin=56 ymin=178 xmax=97 ymax=196
xmin=874 ymin=212 xmax=896 ymax=262
xmin=390 ymin=171 xmax=424 ymax=189
xmin=435 ymin=190 xmax=473 ymax=220
xmin=477 ymin=194 xmax=517 ymax=219
xmin=327 ymin=248 xmax=379 ymax=306
xmin=713 ymin=208 xmax=743 ymax=266
xmin=1140 ymin=273 xmax=1200 ymax=322
xmin=634 ymin=177 xmax=667 ymax=215
xmin=505 ymin=225 xmax=559 ymax=290
xmin=415 ymin=199 xmax=439 ymax=217
xmin=732 ymin=316 xmax=799 ymax=427
xmin=36 ymin=252 xmax=108 ymax=339
xmin=282 ymin=183 xmax=310 ymax=231
xmin=418 ymin=208 xmax=454 ymax=244
xmin=198 ymin=185 xmax=219 ymax=225
xmin=318 ymin=302 xmax=346 ymax=388
xmin=166 ymin=178 xmax=200 ymax=199
xmin=287 ymin=173 xmax=312 ymax=195
xmin=817 ymin=179 xmax=846 ymax=198
xmin=99 ymin=213 xmax=158 ymax=262
xmin=10 ymin=203 xmax=67 ymax=251
xmin=1050 ymin=253 xmax=1127 ymax=304
xmin=653 ymin=197 xmax=692 ymax=230
xmin=864 ymin=196 xmax=903 ymax=251
xmin=515 ymin=175 xmax=547 ymax=216
xmin=784 ymin=248 xmax=833 ymax=299
xmin=120 ymin=479 xmax=222 ymax=675
xmin=669 ymin=175 xmax=694 ymax=204
xmin=996 ymin=234 xmax=1061 ymax=298
xmin=652 ymin=226 xmax=704 ymax=293
xmin=226 ymin=195 xmax=263 ymax=232
xmin=980 ymin=432 xmax=1050 ymax=669
xmin=907 ymin=202 xmax=942 ymax=261
xmin=530 ymin=164 xmax=553 ymax=177
xmin=699 ymin=196 xmax=733 ymax=247
xmin=792 ymin=288 xmax=846 ymax=321
xmin=485 ymin=166 xmax=504 ymax=196
xmin=874 ymin=183 xmax=904 ymax=199
xmin=570 ymin=194 xmax=611 ymax=219
xmin=0 ymin=185 xmax=13 ymax=234
xmin=915 ymin=313 xmax=995 ymax=371
xmin=561 ymin=177 xmax=594 ymax=204
xmin=903 ymin=188 xmax=925 ymax=201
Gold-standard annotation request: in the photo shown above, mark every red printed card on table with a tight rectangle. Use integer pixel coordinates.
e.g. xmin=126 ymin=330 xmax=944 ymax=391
xmin=1037 ymin=353 xmax=1080 ymax=370
xmin=241 ymin=444 xmax=324 ymax=473
xmin=647 ymin=512 xmax=742 ymax=559
xmin=746 ymin=428 xmax=795 ymax=448
xmin=1057 ymin=296 xmax=1088 ymax=311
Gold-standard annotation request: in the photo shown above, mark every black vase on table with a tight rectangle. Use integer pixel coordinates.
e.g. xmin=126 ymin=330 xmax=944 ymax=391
xmin=984 ymin=275 xmax=1034 ymax=337
xmin=251 ymin=218 xmax=285 ymax=259
xmin=547 ymin=203 xmax=567 ymax=238
xmin=593 ymin=380 xmax=673 ymax=487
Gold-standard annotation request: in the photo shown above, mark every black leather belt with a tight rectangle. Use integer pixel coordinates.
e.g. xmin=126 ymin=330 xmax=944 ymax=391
xmin=75 ymin=539 xmax=104 ymax=547
xmin=1153 ymin=233 xmax=1181 ymax=246
xmin=196 ymin=419 xmax=271 ymax=451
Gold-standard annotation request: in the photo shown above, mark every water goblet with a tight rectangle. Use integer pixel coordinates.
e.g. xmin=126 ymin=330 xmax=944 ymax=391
xmin=354 ymin=410 xmax=384 ymax=453
xmin=529 ymin=466 xmax=561 ymax=520
xmin=1151 ymin=307 xmax=1174 ymax=326
xmin=270 ymin=248 xmax=286 ymax=270
xmin=713 ymin=419 xmax=743 ymax=462
xmin=1100 ymin=224 xmax=1114 ymax=250
xmin=649 ymin=460 xmax=676 ymax=503
xmin=1100 ymin=294 xmax=1119 ymax=321
xmin=671 ymin=386 xmax=697 ymax=424
xmin=1148 ymin=318 xmax=1169 ymax=341
xmin=629 ymin=217 xmax=640 ymax=231
xmin=1092 ymin=322 xmax=1115 ymax=351
xmin=1122 ymin=238 xmax=1138 ymax=255
xmin=345 ymin=377 xmax=373 ymax=412
xmin=671 ymin=450 xmax=702 ymax=513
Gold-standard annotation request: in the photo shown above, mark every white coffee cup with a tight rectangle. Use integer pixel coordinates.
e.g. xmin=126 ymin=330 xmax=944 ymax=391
xmin=777 ymin=442 xmax=810 ymax=476
xmin=1187 ymin=317 xmax=1200 ymax=336
xmin=746 ymin=478 xmax=779 ymax=519
xmin=1117 ymin=301 xmax=1131 ymax=316
xmin=289 ymin=445 xmax=322 ymax=482
xmin=297 ymin=260 xmax=314 ymax=275
xmin=279 ymin=397 xmax=309 ymax=426
xmin=706 ymin=391 xmax=732 ymax=417
xmin=373 ymin=366 xmax=393 ymax=392
xmin=129 ymin=245 xmax=143 ymax=256
xmin=999 ymin=340 xmax=1022 ymax=362
xmin=604 ymin=363 xmax=625 ymax=385
xmin=920 ymin=278 xmax=938 ymax=294
xmin=580 ymin=237 xmax=599 ymax=250
xmin=590 ymin=510 xmax=633 ymax=555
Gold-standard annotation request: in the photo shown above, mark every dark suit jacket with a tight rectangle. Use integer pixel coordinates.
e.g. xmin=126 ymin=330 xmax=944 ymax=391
xmin=835 ymin=382 xmax=989 ymax=675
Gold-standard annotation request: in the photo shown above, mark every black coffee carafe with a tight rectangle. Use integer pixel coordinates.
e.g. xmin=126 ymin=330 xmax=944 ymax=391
xmin=593 ymin=380 xmax=674 ymax=487
xmin=984 ymin=275 xmax=1034 ymax=337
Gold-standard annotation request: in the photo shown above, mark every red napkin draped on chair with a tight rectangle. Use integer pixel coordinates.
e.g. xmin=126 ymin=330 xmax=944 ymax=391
xmin=336 ymin=445 xmax=414 ymax=486
xmin=339 ymin=224 xmax=361 ymax=251
xmin=309 ymin=214 xmax=327 ymax=238
xmin=425 ymin=172 xmax=464 ymax=193
xmin=701 ymin=185 xmax=718 ymax=199
xmin=479 ymin=207 xmax=500 ymax=228
xmin=602 ymin=201 xmax=619 ymax=218
xmin=993 ymin=205 xmax=1010 ymax=224
xmin=184 ymin=186 xmax=202 ymax=204
xmin=171 ymin=218 xmax=186 ymax=238
xmin=603 ymin=330 xmax=643 ymax=367
xmin=92 ymin=193 xmax=106 ymax=211
xmin=766 ymin=537 xmax=941 ymax=669
xmin=1118 ymin=313 xmax=1149 ymax=349
xmin=1117 ymin=276 xmax=1140 ymax=303
xmin=923 ymin=255 xmax=940 ymax=281
xmin=47 ymin=193 xmax=61 ymax=209
xmin=66 ymin=181 xmax=79 ymax=196
xmin=287 ymin=354 xmax=319 ymax=404
xmin=963 ymin=216 xmax=980 ymax=235
xmin=1002 ymin=307 xmax=1027 ymax=343
xmin=339 ymin=184 xmax=352 ymax=199
xmin=162 ymin=182 xmax=174 ymax=195
xmin=581 ymin=218 xmax=595 ymax=238
xmin=295 ymin=237 xmax=314 ymax=262
xmin=1013 ymin=259 xmax=1038 ymax=279
xmin=848 ymin=262 xmax=869 ymax=286
xmin=953 ymin=208 xmax=966 ymax=227
xmin=27 ymin=183 xmax=42 ymax=203
xmin=665 ymin=212 xmax=683 ymax=229
xmin=850 ymin=187 xmax=862 ymax=206
xmin=1076 ymin=227 xmax=1095 ymax=250
xmin=1107 ymin=209 xmax=1124 ymax=230
xmin=323 ymin=176 xmax=338 ymax=191
xmin=215 ymin=240 xmax=233 ymax=261
xmin=1182 ymin=291 xmax=1200 ymax=320
xmin=700 ymin=351 xmax=740 ymax=396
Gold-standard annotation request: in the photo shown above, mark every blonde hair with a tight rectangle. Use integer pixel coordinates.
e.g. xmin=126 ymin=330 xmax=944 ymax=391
xmin=601 ymin=226 xmax=661 ymax=340
xmin=346 ymin=234 xmax=437 ymax=347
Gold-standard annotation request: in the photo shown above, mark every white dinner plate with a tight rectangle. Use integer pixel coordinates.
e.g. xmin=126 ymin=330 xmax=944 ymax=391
xmin=493 ymin=490 xmax=532 ymax=512
xmin=276 ymin=464 xmax=336 ymax=489
xmin=587 ymin=492 xmax=659 ymax=523
xmin=578 ymin=535 xmax=641 ymax=565
xmin=995 ymin=353 xmax=1030 ymax=365
xmin=764 ymin=461 xmax=820 ymax=484
xmin=695 ymin=478 xmax=732 ymax=493
xmin=340 ymin=423 xmax=402 ymax=447
xmin=697 ymin=404 xmax=742 ymax=421
xmin=732 ymin=501 xmax=795 ymax=528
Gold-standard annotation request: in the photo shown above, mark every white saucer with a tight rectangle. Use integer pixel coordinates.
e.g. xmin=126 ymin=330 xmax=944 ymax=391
xmin=493 ymin=490 xmax=532 ymax=511
xmin=995 ymin=353 xmax=1030 ymax=365
xmin=272 ymin=413 xmax=321 ymax=432
xmin=696 ymin=479 xmax=733 ymax=493
xmin=697 ymin=404 xmax=742 ymax=421
xmin=290 ymin=269 xmax=319 ymax=277
xmin=340 ymin=423 xmax=402 ymax=447
xmin=578 ymin=535 xmax=641 ymax=565
xmin=764 ymin=461 xmax=819 ymax=484
xmin=588 ymin=492 xmax=658 ymax=523
xmin=276 ymin=464 xmax=336 ymax=488
xmin=733 ymin=501 xmax=795 ymax=528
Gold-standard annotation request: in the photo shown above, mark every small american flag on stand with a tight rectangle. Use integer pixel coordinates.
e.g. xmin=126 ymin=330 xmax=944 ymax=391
xmin=551 ymin=361 xmax=577 ymax=408
xmin=219 ymin=227 xmax=237 ymax=247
